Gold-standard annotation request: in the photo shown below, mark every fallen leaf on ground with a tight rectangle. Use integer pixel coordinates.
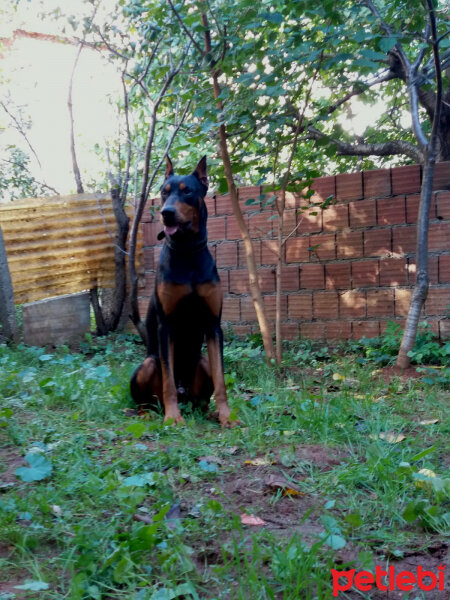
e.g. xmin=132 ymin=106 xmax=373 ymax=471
xmin=332 ymin=373 xmax=344 ymax=381
xmin=418 ymin=419 xmax=439 ymax=425
xmin=198 ymin=455 xmax=222 ymax=465
xmin=223 ymin=446 xmax=239 ymax=455
xmin=240 ymin=513 xmax=266 ymax=526
xmin=369 ymin=432 xmax=406 ymax=443
xmin=264 ymin=474 xmax=304 ymax=496
xmin=244 ymin=457 xmax=275 ymax=466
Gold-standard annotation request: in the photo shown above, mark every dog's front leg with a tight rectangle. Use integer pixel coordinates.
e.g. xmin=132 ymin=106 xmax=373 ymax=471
xmin=205 ymin=326 xmax=237 ymax=428
xmin=158 ymin=325 xmax=184 ymax=425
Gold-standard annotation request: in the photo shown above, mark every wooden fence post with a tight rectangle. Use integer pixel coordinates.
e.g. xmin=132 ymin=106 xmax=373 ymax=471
xmin=0 ymin=226 xmax=18 ymax=342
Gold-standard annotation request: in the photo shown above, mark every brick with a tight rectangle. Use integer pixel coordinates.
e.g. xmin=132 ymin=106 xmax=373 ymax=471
xmin=229 ymin=270 xmax=249 ymax=294
xmin=216 ymin=242 xmax=238 ymax=267
xmin=364 ymin=168 xmax=391 ymax=198
xmin=392 ymin=164 xmax=421 ymax=195
xmin=240 ymin=297 xmax=257 ymax=321
xmin=326 ymin=321 xmax=352 ymax=340
xmin=377 ymin=196 xmax=406 ymax=225
xmin=325 ymin=263 xmax=351 ymax=290
xmin=232 ymin=324 xmax=252 ymax=337
xmin=144 ymin=247 xmax=154 ymax=270
xmin=311 ymin=175 xmax=335 ymax=203
xmin=314 ymin=291 xmax=338 ymax=320
xmin=429 ymin=222 xmax=450 ymax=251
xmin=218 ymin=270 xmax=229 ymax=293
xmin=154 ymin=245 xmax=163 ymax=267
xmin=323 ymin=203 xmax=349 ymax=231
xmin=298 ymin=205 xmax=322 ymax=233
xmin=222 ymin=297 xmax=240 ymax=322
xmin=141 ymin=272 xmax=156 ymax=296
xmin=425 ymin=287 xmax=450 ymax=315
xmin=364 ymin=228 xmax=391 ymax=257
xmin=283 ymin=209 xmax=297 ymax=236
xmin=227 ymin=214 xmax=247 ymax=240
xmin=432 ymin=161 xmax=450 ymax=191
xmin=204 ymin=194 xmax=215 ymax=215
xmin=352 ymin=321 xmax=380 ymax=339
xmin=239 ymin=186 xmax=262 ymax=212
xmin=349 ymin=198 xmax=377 ymax=228
xmin=366 ymin=289 xmax=395 ymax=317
xmin=229 ymin=269 xmax=275 ymax=294
xmin=340 ymin=290 xmax=366 ymax=318
xmin=239 ymin=240 xmax=262 ymax=267
xmin=408 ymin=256 xmax=438 ymax=285
xmin=288 ymin=294 xmax=313 ymax=320
xmin=435 ymin=191 xmax=450 ymax=219
xmin=263 ymin=295 xmax=287 ymax=320
xmin=260 ymin=240 xmax=278 ymax=265
xmin=392 ymin=226 xmax=416 ymax=254
xmin=207 ymin=216 xmax=226 ymax=241
xmin=143 ymin=221 xmax=161 ymax=246
xmin=336 ymin=172 xmax=363 ymax=201
xmin=248 ymin=211 xmax=275 ymax=238
xmin=286 ymin=237 xmax=310 ymax=263
xmin=439 ymin=255 xmax=450 ymax=283
xmin=311 ymin=233 xmax=336 ymax=260
xmin=336 ymin=231 xmax=363 ymax=259
xmin=284 ymin=191 xmax=303 ymax=209
xmin=439 ymin=319 xmax=450 ymax=339
xmin=281 ymin=266 xmax=300 ymax=291
xmin=281 ymin=322 xmax=300 ymax=340
xmin=352 ymin=260 xmax=379 ymax=287
xmin=406 ymin=193 xmax=436 ymax=223
xmin=300 ymin=263 xmax=325 ymax=289
xmin=395 ymin=289 xmax=412 ymax=317
xmin=300 ymin=322 xmax=325 ymax=340
xmin=379 ymin=258 xmax=408 ymax=286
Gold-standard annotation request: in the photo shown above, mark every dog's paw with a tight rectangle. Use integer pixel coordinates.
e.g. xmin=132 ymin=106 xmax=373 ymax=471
xmin=163 ymin=411 xmax=185 ymax=426
xmin=218 ymin=409 xmax=241 ymax=429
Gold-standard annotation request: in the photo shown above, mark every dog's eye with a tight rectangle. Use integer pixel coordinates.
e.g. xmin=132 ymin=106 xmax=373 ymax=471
xmin=182 ymin=186 xmax=190 ymax=194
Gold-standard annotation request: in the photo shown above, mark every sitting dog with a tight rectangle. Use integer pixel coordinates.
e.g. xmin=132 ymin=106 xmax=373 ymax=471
xmin=130 ymin=156 xmax=236 ymax=427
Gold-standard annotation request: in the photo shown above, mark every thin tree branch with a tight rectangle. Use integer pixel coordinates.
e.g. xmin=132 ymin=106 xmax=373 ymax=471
xmin=307 ymin=126 xmax=424 ymax=163
xmin=167 ymin=0 xmax=205 ymax=56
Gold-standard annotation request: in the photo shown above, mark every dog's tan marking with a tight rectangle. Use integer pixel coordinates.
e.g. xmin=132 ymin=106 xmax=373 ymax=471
xmin=165 ymin=183 xmax=171 ymax=192
xmin=157 ymin=282 xmax=191 ymax=315
xmin=179 ymin=182 xmax=186 ymax=191
xmin=196 ymin=282 xmax=223 ymax=318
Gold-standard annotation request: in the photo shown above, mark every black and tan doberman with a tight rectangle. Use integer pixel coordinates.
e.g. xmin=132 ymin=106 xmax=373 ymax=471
xmin=130 ymin=156 xmax=237 ymax=427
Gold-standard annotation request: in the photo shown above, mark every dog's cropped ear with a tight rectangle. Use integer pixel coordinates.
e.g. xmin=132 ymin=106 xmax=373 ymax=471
xmin=192 ymin=155 xmax=208 ymax=189
xmin=165 ymin=155 xmax=174 ymax=179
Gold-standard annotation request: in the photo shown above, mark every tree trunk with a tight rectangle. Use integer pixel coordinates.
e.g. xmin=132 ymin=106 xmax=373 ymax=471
xmin=275 ymin=212 xmax=283 ymax=365
xmin=396 ymin=158 xmax=435 ymax=368
xmin=200 ymin=10 xmax=275 ymax=363
xmin=212 ymin=75 xmax=276 ymax=363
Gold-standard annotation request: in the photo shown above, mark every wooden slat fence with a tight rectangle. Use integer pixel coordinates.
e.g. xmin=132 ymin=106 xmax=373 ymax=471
xmin=0 ymin=193 xmax=142 ymax=304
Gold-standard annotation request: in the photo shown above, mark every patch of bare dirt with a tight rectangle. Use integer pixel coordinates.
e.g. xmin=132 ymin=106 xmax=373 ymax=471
xmin=0 ymin=444 xmax=23 ymax=485
xmin=275 ymin=444 xmax=351 ymax=471
xmin=379 ymin=365 xmax=422 ymax=383
xmin=344 ymin=541 xmax=449 ymax=600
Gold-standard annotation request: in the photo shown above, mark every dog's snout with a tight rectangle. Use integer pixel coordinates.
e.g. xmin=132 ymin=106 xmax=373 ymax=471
xmin=161 ymin=206 xmax=176 ymax=225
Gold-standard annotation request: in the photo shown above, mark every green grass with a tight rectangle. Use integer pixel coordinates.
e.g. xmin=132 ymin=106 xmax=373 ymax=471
xmin=0 ymin=332 xmax=448 ymax=599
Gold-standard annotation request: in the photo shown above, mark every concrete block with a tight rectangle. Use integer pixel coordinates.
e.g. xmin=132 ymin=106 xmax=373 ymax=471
xmin=23 ymin=292 xmax=90 ymax=347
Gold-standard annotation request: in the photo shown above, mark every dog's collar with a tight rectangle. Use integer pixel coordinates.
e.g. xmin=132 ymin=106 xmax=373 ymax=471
xmin=165 ymin=236 xmax=208 ymax=254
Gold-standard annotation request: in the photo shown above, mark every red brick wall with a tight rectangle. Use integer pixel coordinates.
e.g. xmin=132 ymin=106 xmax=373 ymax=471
xmin=140 ymin=163 xmax=450 ymax=340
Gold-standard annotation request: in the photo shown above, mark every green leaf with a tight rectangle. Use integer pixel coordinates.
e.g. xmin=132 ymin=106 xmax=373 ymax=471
xmin=411 ymin=446 xmax=436 ymax=461
xmin=15 ymin=453 xmax=53 ymax=482
xmin=378 ymin=37 xmax=397 ymax=53
xmin=344 ymin=513 xmax=363 ymax=528
xmin=324 ymin=534 xmax=347 ymax=550
xmin=14 ymin=581 xmax=50 ymax=591
xmin=125 ymin=423 xmax=147 ymax=438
